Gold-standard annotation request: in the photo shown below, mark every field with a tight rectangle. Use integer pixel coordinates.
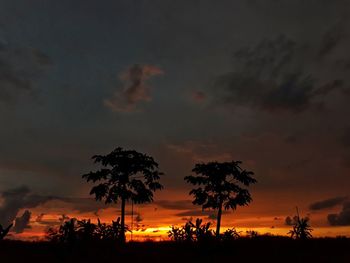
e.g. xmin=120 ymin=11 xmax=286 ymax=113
xmin=1 ymin=237 xmax=349 ymax=263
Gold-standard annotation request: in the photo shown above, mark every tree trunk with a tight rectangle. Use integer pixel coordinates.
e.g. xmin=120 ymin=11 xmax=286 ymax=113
xmin=216 ymin=202 xmax=223 ymax=238
xmin=120 ymin=197 xmax=126 ymax=243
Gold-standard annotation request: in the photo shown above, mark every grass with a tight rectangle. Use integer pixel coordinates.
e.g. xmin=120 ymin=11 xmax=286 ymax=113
xmin=0 ymin=236 xmax=349 ymax=263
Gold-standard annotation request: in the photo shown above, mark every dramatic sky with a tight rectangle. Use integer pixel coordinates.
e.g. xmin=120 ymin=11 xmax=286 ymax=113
xmin=1 ymin=0 xmax=350 ymax=240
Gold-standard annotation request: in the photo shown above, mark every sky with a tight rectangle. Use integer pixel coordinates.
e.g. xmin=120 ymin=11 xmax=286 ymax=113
xmin=0 ymin=0 xmax=350 ymax=240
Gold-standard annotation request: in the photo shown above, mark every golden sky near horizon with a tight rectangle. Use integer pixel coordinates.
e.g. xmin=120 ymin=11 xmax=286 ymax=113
xmin=1 ymin=0 xmax=350 ymax=241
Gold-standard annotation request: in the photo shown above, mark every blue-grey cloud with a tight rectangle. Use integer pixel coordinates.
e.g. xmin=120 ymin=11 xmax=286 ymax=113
xmin=309 ymin=196 xmax=347 ymax=210
xmin=13 ymin=210 xmax=31 ymax=233
xmin=155 ymin=200 xmax=193 ymax=210
xmin=212 ymin=34 xmax=348 ymax=113
xmin=0 ymin=42 xmax=52 ymax=103
xmin=328 ymin=202 xmax=350 ymax=226
xmin=0 ymin=186 xmax=54 ymax=226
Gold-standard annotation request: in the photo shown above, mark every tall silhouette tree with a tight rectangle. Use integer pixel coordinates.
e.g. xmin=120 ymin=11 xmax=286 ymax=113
xmin=185 ymin=161 xmax=256 ymax=238
xmin=82 ymin=147 xmax=163 ymax=243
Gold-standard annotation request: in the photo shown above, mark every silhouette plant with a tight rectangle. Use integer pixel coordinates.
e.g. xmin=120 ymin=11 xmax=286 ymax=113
xmin=101 ymin=217 xmax=130 ymax=242
xmin=246 ymin=230 xmax=259 ymax=238
xmin=47 ymin=218 xmax=78 ymax=243
xmin=0 ymin=224 xmax=13 ymax=240
xmin=220 ymin=228 xmax=241 ymax=241
xmin=46 ymin=217 xmax=130 ymax=243
xmin=193 ymin=218 xmax=214 ymax=242
xmin=288 ymin=209 xmax=313 ymax=240
xmin=168 ymin=225 xmax=186 ymax=242
xmin=77 ymin=219 xmax=97 ymax=242
xmin=168 ymin=218 xmax=214 ymax=242
xmin=185 ymin=161 xmax=256 ymax=238
xmin=82 ymin=147 xmax=163 ymax=243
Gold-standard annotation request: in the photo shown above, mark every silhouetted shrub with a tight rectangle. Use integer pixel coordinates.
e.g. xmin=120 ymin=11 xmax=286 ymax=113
xmin=47 ymin=218 xmax=78 ymax=243
xmin=168 ymin=218 xmax=214 ymax=242
xmin=46 ymin=217 xmax=129 ymax=244
xmin=220 ymin=228 xmax=241 ymax=241
xmin=246 ymin=230 xmax=259 ymax=238
xmin=288 ymin=215 xmax=313 ymax=240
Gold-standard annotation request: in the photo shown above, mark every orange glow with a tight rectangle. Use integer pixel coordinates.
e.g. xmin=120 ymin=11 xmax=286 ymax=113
xmin=9 ymin=189 xmax=350 ymax=241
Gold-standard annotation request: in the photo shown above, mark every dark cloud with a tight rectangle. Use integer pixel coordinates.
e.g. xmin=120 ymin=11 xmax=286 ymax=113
xmin=59 ymin=197 xmax=112 ymax=214
xmin=0 ymin=186 xmax=107 ymax=226
xmin=327 ymin=202 xmax=350 ymax=226
xmin=175 ymin=209 xmax=225 ymax=218
xmin=13 ymin=210 xmax=31 ymax=233
xmin=104 ymin=64 xmax=163 ymax=112
xmin=339 ymin=128 xmax=350 ymax=148
xmin=285 ymin=215 xmax=311 ymax=226
xmin=318 ymin=20 xmax=346 ymax=58
xmin=155 ymin=200 xmax=194 ymax=210
xmin=191 ymin=91 xmax=207 ymax=102
xmin=0 ymin=186 xmax=54 ymax=226
xmin=166 ymin=141 xmax=232 ymax=163
xmin=212 ymin=34 xmax=348 ymax=113
xmin=285 ymin=216 xmax=297 ymax=226
xmin=0 ymin=43 xmax=52 ymax=103
xmin=309 ymin=196 xmax=347 ymax=210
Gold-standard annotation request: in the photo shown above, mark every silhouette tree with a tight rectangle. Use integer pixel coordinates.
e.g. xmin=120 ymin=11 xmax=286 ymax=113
xmin=82 ymin=147 xmax=163 ymax=243
xmin=185 ymin=161 xmax=256 ymax=238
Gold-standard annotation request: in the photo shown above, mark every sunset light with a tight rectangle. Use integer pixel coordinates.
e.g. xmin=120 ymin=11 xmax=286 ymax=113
xmin=1 ymin=1 xmax=350 ymax=262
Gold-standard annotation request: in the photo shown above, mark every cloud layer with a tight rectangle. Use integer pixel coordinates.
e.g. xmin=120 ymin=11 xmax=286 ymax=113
xmin=212 ymin=32 xmax=349 ymax=113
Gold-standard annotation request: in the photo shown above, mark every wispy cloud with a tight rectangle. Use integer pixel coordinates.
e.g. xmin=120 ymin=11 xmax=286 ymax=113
xmin=155 ymin=200 xmax=193 ymax=210
xmin=104 ymin=64 xmax=163 ymax=112
xmin=0 ymin=41 xmax=52 ymax=103
xmin=212 ymin=33 xmax=349 ymax=113
xmin=166 ymin=140 xmax=232 ymax=163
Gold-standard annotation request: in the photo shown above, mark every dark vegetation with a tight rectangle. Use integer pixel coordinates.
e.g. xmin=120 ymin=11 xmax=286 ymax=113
xmin=1 ymin=147 xmax=349 ymax=262
xmin=46 ymin=218 xmax=128 ymax=243
xmin=0 ymin=237 xmax=349 ymax=263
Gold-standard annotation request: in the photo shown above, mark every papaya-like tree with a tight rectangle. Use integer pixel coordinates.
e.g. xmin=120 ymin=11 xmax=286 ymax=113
xmin=82 ymin=147 xmax=163 ymax=243
xmin=185 ymin=161 xmax=256 ymax=238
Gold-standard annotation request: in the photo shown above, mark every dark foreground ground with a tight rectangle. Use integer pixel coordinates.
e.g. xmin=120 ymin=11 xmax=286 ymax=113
xmin=1 ymin=237 xmax=349 ymax=263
